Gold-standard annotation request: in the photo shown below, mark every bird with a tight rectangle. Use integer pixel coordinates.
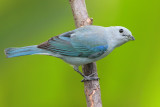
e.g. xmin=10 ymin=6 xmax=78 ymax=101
xmin=4 ymin=25 xmax=135 ymax=82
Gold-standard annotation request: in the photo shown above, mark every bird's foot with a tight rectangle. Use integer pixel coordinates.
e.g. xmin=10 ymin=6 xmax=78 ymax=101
xmin=73 ymin=66 xmax=99 ymax=82
xmin=81 ymin=73 xmax=99 ymax=82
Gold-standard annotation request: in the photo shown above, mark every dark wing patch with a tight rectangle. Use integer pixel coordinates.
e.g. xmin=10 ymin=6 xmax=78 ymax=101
xmin=37 ymin=31 xmax=81 ymax=56
xmin=37 ymin=31 xmax=74 ymax=49
xmin=37 ymin=41 xmax=50 ymax=48
xmin=62 ymin=32 xmax=73 ymax=37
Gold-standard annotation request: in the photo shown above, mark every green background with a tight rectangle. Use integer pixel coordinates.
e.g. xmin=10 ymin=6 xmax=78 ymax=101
xmin=0 ymin=0 xmax=160 ymax=107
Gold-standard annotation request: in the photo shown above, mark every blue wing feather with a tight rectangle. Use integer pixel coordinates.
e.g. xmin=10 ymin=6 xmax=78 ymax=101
xmin=38 ymin=27 xmax=108 ymax=58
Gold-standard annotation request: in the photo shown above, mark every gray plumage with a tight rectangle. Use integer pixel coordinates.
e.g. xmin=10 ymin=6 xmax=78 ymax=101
xmin=4 ymin=25 xmax=135 ymax=81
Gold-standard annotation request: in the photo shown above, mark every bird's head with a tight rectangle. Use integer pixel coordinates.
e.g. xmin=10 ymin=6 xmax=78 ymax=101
xmin=107 ymin=26 xmax=135 ymax=47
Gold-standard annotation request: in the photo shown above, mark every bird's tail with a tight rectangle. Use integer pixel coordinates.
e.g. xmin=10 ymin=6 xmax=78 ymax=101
xmin=4 ymin=45 xmax=49 ymax=58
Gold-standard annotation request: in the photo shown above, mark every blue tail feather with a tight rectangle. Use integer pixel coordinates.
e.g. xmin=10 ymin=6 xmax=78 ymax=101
xmin=5 ymin=45 xmax=47 ymax=58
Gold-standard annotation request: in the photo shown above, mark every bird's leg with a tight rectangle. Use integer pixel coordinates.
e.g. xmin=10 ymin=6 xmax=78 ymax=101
xmin=73 ymin=66 xmax=85 ymax=77
xmin=73 ymin=65 xmax=99 ymax=82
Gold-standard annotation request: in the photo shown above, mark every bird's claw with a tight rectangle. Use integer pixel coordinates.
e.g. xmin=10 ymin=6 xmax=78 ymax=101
xmin=81 ymin=76 xmax=99 ymax=82
xmin=81 ymin=73 xmax=99 ymax=82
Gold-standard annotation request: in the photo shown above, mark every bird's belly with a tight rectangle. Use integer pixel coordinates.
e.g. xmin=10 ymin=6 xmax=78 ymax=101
xmin=62 ymin=57 xmax=94 ymax=66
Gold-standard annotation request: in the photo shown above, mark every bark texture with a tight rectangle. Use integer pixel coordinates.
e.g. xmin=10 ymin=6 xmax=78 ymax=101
xmin=69 ymin=0 xmax=102 ymax=107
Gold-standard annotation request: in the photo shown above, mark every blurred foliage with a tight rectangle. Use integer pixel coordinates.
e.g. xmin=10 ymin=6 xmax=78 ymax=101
xmin=0 ymin=0 xmax=160 ymax=107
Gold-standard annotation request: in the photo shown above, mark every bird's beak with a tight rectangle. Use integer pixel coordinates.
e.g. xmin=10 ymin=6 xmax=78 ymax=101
xmin=130 ymin=35 xmax=135 ymax=40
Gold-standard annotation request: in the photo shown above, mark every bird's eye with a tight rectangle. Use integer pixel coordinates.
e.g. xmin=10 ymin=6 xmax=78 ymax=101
xmin=119 ymin=29 xmax=123 ymax=33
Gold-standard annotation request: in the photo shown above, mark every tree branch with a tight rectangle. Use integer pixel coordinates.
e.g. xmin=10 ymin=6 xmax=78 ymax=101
xmin=69 ymin=0 xmax=102 ymax=107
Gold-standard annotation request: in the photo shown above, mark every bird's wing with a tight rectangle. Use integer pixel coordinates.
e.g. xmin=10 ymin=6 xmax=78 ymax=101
xmin=38 ymin=26 xmax=108 ymax=58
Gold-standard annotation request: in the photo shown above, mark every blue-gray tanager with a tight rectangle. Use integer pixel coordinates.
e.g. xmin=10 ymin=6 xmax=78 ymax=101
xmin=4 ymin=25 xmax=135 ymax=81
